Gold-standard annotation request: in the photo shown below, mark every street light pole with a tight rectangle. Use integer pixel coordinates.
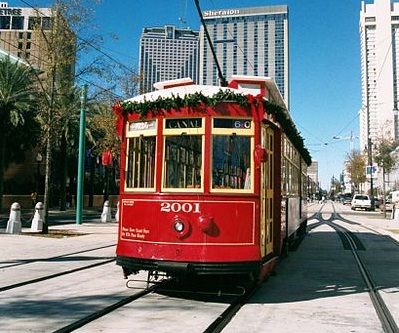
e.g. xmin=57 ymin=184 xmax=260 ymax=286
xmin=382 ymin=159 xmax=386 ymax=218
xmin=76 ymin=84 xmax=87 ymax=225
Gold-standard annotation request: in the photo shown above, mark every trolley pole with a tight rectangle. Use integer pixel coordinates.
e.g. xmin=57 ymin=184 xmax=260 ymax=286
xmin=76 ymin=84 xmax=88 ymax=225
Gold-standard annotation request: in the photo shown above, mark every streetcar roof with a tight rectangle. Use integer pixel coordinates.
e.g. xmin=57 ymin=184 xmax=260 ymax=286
xmin=126 ymin=76 xmax=287 ymax=110
xmin=125 ymin=84 xmax=238 ymax=103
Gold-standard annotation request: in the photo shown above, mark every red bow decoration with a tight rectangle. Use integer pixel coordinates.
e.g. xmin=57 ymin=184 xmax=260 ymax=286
xmin=247 ymin=94 xmax=265 ymax=122
xmin=112 ymin=101 xmax=124 ymax=137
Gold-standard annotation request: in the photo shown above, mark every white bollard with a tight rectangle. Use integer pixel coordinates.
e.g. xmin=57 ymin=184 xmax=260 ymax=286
xmin=31 ymin=202 xmax=44 ymax=232
xmin=101 ymin=200 xmax=112 ymax=223
xmin=6 ymin=202 xmax=22 ymax=234
xmin=115 ymin=201 xmax=120 ymax=223
xmin=393 ymin=204 xmax=399 ymax=220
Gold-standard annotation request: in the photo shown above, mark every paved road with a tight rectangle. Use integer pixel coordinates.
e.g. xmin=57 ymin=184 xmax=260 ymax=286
xmin=1 ymin=202 xmax=399 ymax=332
xmin=224 ymin=202 xmax=399 ymax=333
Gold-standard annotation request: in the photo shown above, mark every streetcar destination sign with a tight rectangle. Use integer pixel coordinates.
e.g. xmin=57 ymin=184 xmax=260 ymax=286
xmin=165 ymin=118 xmax=202 ymax=129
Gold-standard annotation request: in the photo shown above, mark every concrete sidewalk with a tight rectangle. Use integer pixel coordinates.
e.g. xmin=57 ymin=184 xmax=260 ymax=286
xmin=0 ymin=206 xmax=118 ymax=234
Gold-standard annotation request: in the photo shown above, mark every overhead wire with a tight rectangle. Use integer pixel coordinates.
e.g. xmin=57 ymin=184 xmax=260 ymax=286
xmin=17 ymin=0 xmax=138 ymax=77
xmin=0 ymin=35 xmax=125 ymax=101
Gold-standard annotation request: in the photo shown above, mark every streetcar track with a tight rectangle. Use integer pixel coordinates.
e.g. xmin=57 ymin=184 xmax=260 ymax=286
xmin=0 ymin=243 xmax=116 ymax=269
xmin=53 ymin=281 xmax=165 ymax=333
xmin=202 ymin=283 xmax=260 ymax=333
xmin=332 ymin=220 xmax=399 ymax=333
xmin=0 ymin=258 xmax=116 ymax=292
xmin=312 ymin=202 xmax=399 ymax=333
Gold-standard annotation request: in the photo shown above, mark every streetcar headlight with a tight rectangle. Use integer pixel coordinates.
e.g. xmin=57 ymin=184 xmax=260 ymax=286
xmin=174 ymin=220 xmax=185 ymax=232
xmin=171 ymin=216 xmax=191 ymax=240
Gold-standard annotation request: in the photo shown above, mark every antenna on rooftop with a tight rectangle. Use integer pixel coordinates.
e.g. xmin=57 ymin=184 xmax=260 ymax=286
xmin=193 ymin=0 xmax=228 ymax=87
xmin=179 ymin=0 xmax=189 ymax=28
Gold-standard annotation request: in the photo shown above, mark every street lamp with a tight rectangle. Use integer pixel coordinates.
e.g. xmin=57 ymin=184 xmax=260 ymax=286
xmin=36 ymin=152 xmax=43 ymax=199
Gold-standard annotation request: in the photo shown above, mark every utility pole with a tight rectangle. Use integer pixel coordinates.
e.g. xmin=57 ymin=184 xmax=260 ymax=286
xmin=333 ymin=131 xmax=358 ymax=152
xmin=366 ymin=103 xmax=375 ymax=210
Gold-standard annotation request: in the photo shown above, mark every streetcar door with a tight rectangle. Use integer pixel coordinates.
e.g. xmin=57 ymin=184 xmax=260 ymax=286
xmin=260 ymin=126 xmax=274 ymax=257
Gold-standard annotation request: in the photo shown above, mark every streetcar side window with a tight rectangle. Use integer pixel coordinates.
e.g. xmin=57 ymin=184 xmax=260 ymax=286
xmin=164 ymin=135 xmax=202 ymax=189
xmin=126 ymin=136 xmax=156 ymax=189
xmin=212 ymin=135 xmax=251 ymax=190
xmin=125 ymin=120 xmax=157 ymax=190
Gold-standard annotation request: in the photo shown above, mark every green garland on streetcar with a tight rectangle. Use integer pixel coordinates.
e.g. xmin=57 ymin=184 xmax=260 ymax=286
xmin=119 ymin=90 xmax=311 ymax=165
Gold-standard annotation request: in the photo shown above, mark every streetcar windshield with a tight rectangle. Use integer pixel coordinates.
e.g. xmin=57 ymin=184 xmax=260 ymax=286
xmin=164 ymin=135 xmax=202 ymax=189
xmin=212 ymin=135 xmax=251 ymax=190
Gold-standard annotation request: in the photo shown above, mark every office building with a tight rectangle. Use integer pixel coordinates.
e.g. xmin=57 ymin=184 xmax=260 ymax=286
xmin=138 ymin=25 xmax=199 ymax=93
xmin=307 ymin=160 xmax=319 ymax=184
xmin=0 ymin=2 xmax=54 ymax=72
xmin=199 ymin=6 xmax=289 ymax=107
xmin=359 ymin=0 xmax=399 ymax=151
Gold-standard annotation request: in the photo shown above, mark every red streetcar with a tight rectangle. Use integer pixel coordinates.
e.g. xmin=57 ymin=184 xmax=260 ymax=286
xmin=113 ymin=75 xmax=311 ymax=281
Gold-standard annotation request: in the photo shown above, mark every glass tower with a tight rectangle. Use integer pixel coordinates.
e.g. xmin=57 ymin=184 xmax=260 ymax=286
xmin=139 ymin=25 xmax=199 ymax=93
xmin=199 ymin=6 xmax=289 ymax=108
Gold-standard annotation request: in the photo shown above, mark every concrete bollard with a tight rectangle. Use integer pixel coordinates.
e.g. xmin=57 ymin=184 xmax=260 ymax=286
xmin=101 ymin=200 xmax=112 ymax=223
xmin=6 ymin=202 xmax=22 ymax=234
xmin=115 ymin=201 xmax=120 ymax=223
xmin=31 ymin=202 xmax=44 ymax=232
xmin=393 ymin=204 xmax=399 ymax=220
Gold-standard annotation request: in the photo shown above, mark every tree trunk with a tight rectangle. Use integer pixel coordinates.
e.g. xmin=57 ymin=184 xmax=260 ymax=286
xmin=88 ymin=153 xmax=95 ymax=207
xmin=58 ymin=135 xmax=68 ymax=211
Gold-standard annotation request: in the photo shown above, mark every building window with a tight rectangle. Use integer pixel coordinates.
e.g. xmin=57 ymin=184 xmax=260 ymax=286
xmin=11 ymin=16 xmax=24 ymax=30
xmin=0 ymin=16 xmax=11 ymax=29
xmin=28 ymin=17 xmax=41 ymax=30
xmin=42 ymin=17 xmax=52 ymax=30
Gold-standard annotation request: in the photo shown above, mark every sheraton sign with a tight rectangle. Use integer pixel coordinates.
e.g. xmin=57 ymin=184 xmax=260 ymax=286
xmin=203 ymin=9 xmax=240 ymax=18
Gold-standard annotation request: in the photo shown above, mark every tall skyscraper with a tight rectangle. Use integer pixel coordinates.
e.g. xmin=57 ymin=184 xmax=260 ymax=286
xmin=199 ymin=6 xmax=289 ymax=107
xmin=359 ymin=0 xmax=399 ymax=152
xmin=138 ymin=25 xmax=199 ymax=93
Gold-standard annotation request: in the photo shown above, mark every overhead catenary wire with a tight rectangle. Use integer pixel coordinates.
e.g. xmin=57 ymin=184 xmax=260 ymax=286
xmin=17 ymin=0 xmax=138 ymax=78
xmin=0 ymin=36 xmax=125 ymax=102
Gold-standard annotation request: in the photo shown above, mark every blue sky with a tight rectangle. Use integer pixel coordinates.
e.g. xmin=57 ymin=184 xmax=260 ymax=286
xmin=20 ymin=0 xmax=370 ymax=189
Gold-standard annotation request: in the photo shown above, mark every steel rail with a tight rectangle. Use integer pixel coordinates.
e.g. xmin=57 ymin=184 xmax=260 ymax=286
xmin=333 ymin=222 xmax=399 ymax=333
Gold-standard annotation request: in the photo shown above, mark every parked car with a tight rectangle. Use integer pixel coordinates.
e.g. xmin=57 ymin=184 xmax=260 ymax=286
xmin=342 ymin=194 xmax=353 ymax=205
xmin=351 ymin=194 xmax=372 ymax=211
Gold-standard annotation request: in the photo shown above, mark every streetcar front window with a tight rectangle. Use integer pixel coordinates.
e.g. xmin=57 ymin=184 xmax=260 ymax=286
xmin=164 ymin=135 xmax=202 ymax=189
xmin=212 ymin=135 xmax=251 ymax=190
xmin=126 ymin=136 xmax=156 ymax=189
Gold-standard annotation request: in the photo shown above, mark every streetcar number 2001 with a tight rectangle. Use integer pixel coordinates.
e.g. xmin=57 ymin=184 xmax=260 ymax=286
xmin=160 ymin=202 xmax=200 ymax=213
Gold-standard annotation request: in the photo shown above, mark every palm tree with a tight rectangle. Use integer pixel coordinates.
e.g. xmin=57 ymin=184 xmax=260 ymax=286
xmin=0 ymin=56 xmax=38 ymax=212
xmin=53 ymin=85 xmax=81 ymax=210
